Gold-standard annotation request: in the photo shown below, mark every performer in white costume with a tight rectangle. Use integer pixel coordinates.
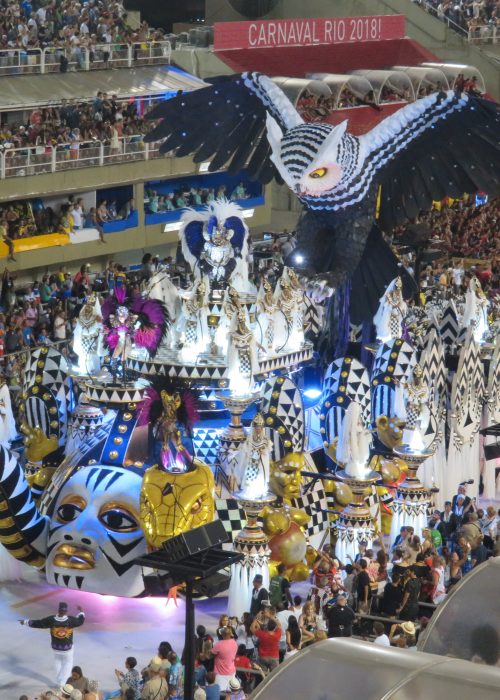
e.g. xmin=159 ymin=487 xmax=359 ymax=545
xmin=234 ymin=413 xmax=272 ymax=499
xmin=72 ymin=294 xmax=104 ymax=375
xmin=0 ymin=378 xmax=16 ymax=447
xmin=336 ymin=402 xmax=372 ymax=479
xmin=257 ymin=280 xmax=276 ymax=353
xmin=227 ymin=309 xmax=261 ymax=395
xmin=462 ymin=276 xmax=489 ymax=343
xmin=373 ymin=277 xmax=407 ymax=342
xmin=178 ymin=280 xmax=209 ymax=358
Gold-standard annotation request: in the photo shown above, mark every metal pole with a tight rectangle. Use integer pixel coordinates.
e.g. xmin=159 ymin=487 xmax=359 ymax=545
xmin=183 ymin=579 xmax=196 ymax=700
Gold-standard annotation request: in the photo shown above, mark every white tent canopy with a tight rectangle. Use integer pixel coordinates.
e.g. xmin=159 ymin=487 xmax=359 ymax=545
xmin=251 ymin=638 xmax=500 ymax=700
xmin=349 ymin=69 xmax=415 ymax=103
xmin=420 ymin=62 xmax=486 ymax=92
xmin=390 ymin=65 xmax=450 ymax=96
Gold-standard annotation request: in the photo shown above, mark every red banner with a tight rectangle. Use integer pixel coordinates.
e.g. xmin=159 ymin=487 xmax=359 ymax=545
xmin=214 ymin=15 xmax=405 ymax=51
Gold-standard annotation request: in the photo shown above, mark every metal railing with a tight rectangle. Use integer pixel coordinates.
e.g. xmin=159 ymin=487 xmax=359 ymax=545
xmin=0 ymin=135 xmax=164 ymax=179
xmin=0 ymin=40 xmax=171 ymax=77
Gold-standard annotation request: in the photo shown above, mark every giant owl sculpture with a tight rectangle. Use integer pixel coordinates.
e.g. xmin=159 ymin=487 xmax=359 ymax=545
xmin=146 ymin=72 xmax=500 ymax=349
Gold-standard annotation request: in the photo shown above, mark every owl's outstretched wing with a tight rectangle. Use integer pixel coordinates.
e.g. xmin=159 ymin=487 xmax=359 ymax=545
xmin=362 ymin=91 xmax=500 ymax=231
xmin=145 ymin=72 xmax=302 ymax=183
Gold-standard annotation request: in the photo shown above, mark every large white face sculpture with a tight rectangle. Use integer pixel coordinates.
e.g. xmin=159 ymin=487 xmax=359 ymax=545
xmin=45 ymin=466 xmax=147 ymax=596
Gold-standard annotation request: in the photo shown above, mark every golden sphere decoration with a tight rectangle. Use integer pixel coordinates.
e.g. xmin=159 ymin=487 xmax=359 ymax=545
xmin=37 ymin=360 xmax=44 ymax=368
xmin=266 ymin=417 xmax=274 ymax=425
xmin=335 ymin=482 xmax=354 ymax=506
xmin=391 ymin=352 xmax=398 ymax=359
xmin=373 ymin=379 xmax=378 ymax=386
xmin=35 ymin=375 xmax=42 ymax=383
xmin=49 ymin=407 xmax=57 ymax=415
xmin=339 ymin=386 xmax=346 ymax=392
xmin=384 ymin=377 xmax=391 ymax=383
xmin=32 ymin=387 xmax=39 ymax=395
xmin=123 ymin=412 xmax=133 ymax=421
xmin=341 ymin=371 xmax=348 ymax=378
xmin=380 ymin=459 xmax=401 ymax=483
xmin=113 ymin=437 xmax=123 ymax=445
xmin=272 ymin=391 xmax=280 ymax=399
xmin=337 ymin=396 xmax=344 ymax=403
xmin=345 ymin=358 xmax=352 ymax=364
xmin=270 ymin=406 xmax=277 ymax=414
xmin=277 ymin=426 xmax=286 ymax=434
xmin=325 ymin=401 xmax=331 ymax=408
xmin=284 ymin=440 xmax=292 ymax=448
xmin=118 ymin=424 xmax=127 ymax=433
xmin=108 ymin=450 xmax=119 ymax=460
xmin=388 ymin=365 xmax=394 ymax=372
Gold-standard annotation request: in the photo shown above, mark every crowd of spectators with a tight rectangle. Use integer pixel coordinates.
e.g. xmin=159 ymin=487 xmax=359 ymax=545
xmin=0 ymin=0 xmax=168 ymax=58
xmin=411 ymin=0 xmax=499 ymax=40
xmin=0 ymin=192 xmax=137 ymax=250
xmin=145 ymin=183 xmax=250 ymax=214
xmin=0 ymin=94 xmax=153 ymax=154
xmin=393 ymin=196 xmax=500 ymax=261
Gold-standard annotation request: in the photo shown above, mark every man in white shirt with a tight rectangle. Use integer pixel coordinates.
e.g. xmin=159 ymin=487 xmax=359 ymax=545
xmin=373 ymin=621 xmax=391 ymax=647
xmin=71 ymin=199 xmax=84 ymax=230
xmin=276 ymin=605 xmax=294 ymax=661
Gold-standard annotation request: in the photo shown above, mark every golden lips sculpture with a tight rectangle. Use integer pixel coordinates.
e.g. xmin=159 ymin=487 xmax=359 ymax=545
xmin=139 ymin=459 xmax=215 ymax=549
xmin=264 ymin=453 xmax=310 ymax=581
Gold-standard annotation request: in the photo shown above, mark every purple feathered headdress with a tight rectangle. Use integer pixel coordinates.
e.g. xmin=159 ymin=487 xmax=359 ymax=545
xmin=102 ymin=289 xmax=169 ymax=357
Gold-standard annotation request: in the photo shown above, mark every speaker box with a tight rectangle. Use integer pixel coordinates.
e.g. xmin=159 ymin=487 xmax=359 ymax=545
xmin=161 ymin=520 xmax=228 ymax=562
xmin=194 ymin=572 xmax=231 ymax=597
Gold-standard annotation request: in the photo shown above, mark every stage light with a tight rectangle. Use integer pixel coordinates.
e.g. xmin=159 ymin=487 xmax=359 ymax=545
xmin=304 ymin=388 xmax=322 ymax=400
xmin=294 ymin=254 xmax=304 ymax=264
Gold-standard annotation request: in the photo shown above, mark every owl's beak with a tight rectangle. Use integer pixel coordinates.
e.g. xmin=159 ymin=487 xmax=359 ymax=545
xmin=294 ymin=183 xmax=302 ymax=195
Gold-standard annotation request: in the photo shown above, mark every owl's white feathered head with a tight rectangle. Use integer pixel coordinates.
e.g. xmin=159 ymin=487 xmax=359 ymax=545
xmin=266 ymin=114 xmax=351 ymax=199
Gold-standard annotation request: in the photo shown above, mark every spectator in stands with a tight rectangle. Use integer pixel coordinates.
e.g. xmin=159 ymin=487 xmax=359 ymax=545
xmin=212 ymin=627 xmax=237 ymax=690
xmin=113 ymin=656 xmax=141 ymax=699
xmin=141 ymin=661 xmax=168 ymax=700
xmin=66 ymin=666 xmax=89 ymax=695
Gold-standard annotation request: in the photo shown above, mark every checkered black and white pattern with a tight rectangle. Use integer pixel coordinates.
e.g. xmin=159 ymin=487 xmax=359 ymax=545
xmin=292 ymin=482 xmax=329 ymax=537
xmin=215 ymin=497 xmax=246 ymax=541
xmin=185 ymin=320 xmax=198 ymax=345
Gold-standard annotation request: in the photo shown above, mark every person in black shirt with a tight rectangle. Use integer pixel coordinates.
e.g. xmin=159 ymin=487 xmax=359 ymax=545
xmin=397 ymin=568 xmax=421 ymax=621
xmin=379 ymin=572 xmax=404 ymax=617
xmin=326 ymin=595 xmax=356 ymax=638
xmin=20 ymin=601 xmax=85 ymax=688
xmin=356 ymin=559 xmax=372 ymax=613
xmin=250 ymin=574 xmax=269 ymax=615
xmin=438 ymin=501 xmax=459 ymax=544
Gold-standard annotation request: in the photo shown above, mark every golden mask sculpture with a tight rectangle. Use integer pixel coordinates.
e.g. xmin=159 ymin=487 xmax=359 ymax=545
xmin=375 ymin=415 xmax=404 ymax=450
xmin=264 ymin=452 xmax=310 ymax=581
xmin=140 ymin=459 xmax=215 ymax=548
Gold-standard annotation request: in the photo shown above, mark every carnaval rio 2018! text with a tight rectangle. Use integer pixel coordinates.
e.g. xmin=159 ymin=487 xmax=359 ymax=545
xmin=213 ymin=15 xmax=406 ymax=51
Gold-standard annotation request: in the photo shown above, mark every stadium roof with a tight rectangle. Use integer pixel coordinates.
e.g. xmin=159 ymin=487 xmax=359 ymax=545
xmin=0 ymin=66 xmax=205 ymax=110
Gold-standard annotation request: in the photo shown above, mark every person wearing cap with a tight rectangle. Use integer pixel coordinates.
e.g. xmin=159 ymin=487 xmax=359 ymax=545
xmin=141 ymin=660 xmax=168 ymax=700
xmin=19 ymin=602 xmax=85 ymax=687
xmin=325 ymin=594 xmax=356 ymax=638
xmin=250 ymin=573 xmax=269 ymax=615
xmin=389 ymin=620 xmax=417 ymax=648
xmin=225 ymin=676 xmax=245 ymax=700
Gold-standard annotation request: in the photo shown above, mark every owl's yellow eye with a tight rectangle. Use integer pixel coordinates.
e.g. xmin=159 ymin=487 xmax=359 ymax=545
xmin=309 ymin=167 xmax=328 ymax=179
